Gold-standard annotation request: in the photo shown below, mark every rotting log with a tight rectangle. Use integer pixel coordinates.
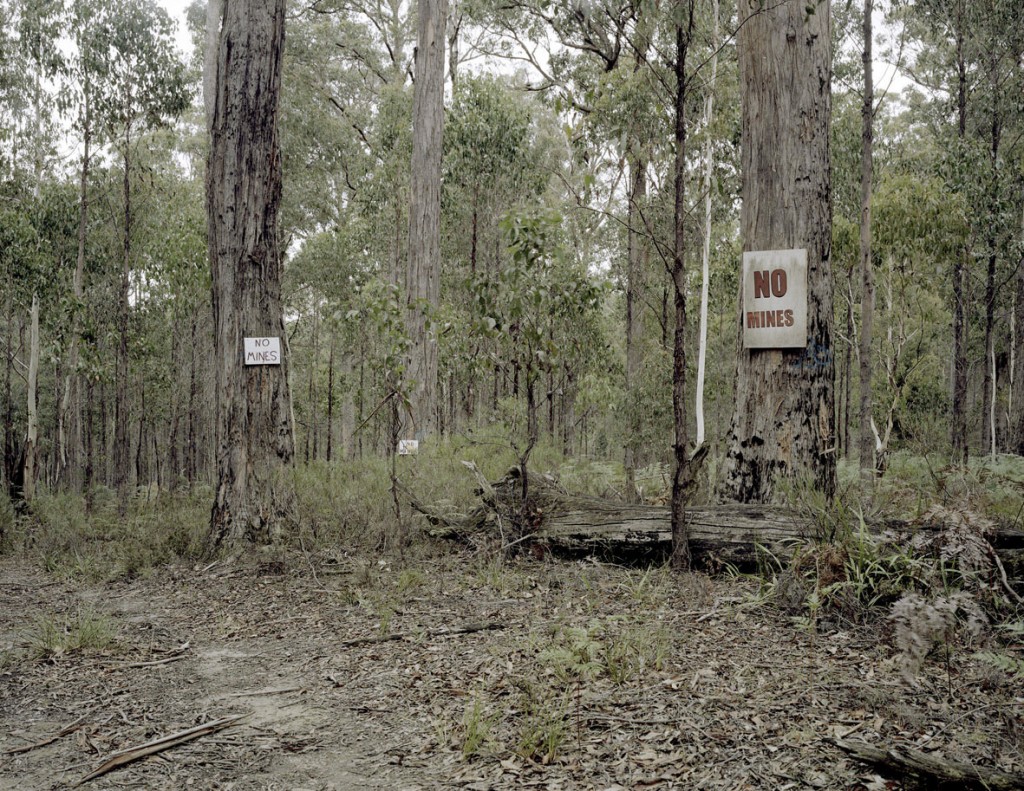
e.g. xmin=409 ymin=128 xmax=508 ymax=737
xmin=422 ymin=470 xmax=1024 ymax=579
xmin=833 ymin=737 xmax=1024 ymax=791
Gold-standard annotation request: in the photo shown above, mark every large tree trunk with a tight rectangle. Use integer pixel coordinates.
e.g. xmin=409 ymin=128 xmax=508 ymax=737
xmin=858 ymin=0 xmax=876 ymax=478
xmin=719 ymin=0 xmax=835 ymax=503
xmin=405 ymin=0 xmax=448 ymax=442
xmin=206 ymin=0 xmax=296 ymax=551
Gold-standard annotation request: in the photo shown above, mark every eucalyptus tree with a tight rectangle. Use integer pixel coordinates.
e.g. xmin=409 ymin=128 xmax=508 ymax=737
xmin=901 ymin=0 xmax=1024 ymax=460
xmin=857 ymin=0 xmax=876 ymax=477
xmin=720 ymin=0 xmax=835 ymax=503
xmin=405 ymin=0 xmax=448 ymax=441
xmin=971 ymin=0 xmax=1023 ymax=456
xmin=441 ymin=76 xmax=540 ymax=426
xmin=77 ymin=0 xmax=188 ymax=496
xmin=871 ymin=172 xmax=966 ymax=460
xmin=473 ymin=0 xmax=664 ymax=489
xmin=206 ymin=0 xmax=296 ymax=550
xmin=3 ymin=0 xmax=67 ymax=502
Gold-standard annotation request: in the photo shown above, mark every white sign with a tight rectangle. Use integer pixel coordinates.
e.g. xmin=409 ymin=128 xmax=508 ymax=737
xmin=742 ymin=249 xmax=808 ymax=349
xmin=244 ymin=337 xmax=282 ymax=365
xmin=397 ymin=439 xmax=419 ymax=456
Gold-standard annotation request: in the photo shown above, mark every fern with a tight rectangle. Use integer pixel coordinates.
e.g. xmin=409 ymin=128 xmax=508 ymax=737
xmin=975 ymin=651 xmax=1024 ymax=677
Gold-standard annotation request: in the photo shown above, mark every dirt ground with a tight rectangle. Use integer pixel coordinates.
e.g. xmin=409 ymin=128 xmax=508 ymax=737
xmin=0 ymin=549 xmax=1021 ymax=790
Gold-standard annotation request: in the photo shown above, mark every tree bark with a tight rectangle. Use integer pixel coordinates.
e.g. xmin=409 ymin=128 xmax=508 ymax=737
xmin=206 ymin=0 xmax=296 ymax=551
xmin=623 ymin=0 xmax=654 ymax=503
xmin=670 ymin=0 xmax=696 ymax=570
xmin=695 ymin=0 xmax=720 ymax=453
xmin=858 ymin=0 xmax=875 ymax=478
xmin=426 ymin=470 xmax=1024 ymax=578
xmin=950 ymin=5 xmax=969 ymax=465
xmin=23 ymin=294 xmax=39 ymax=502
xmin=834 ymin=737 xmax=1024 ymax=791
xmin=326 ymin=335 xmax=335 ymax=462
xmin=981 ymin=57 xmax=1002 ymax=458
xmin=3 ymin=288 xmax=14 ymax=495
xmin=624 ymin=155 xmax=647 ymax=501
xmin=405 ymin=0 xmax=448 ymax=441
xmin=1012 ymin=206 xmax=1024 ymax=454
xmin=58 ymin=94 xmax=90 ymax=492
xmin=114 ymin=132 xmax=132 ymax=499
xmin=720 ymin=0 xmax=835 ymax=503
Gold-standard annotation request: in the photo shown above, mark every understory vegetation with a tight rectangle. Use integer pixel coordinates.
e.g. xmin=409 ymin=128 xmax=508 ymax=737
xmin=4 ymin=445 xmax=1022 ymax=744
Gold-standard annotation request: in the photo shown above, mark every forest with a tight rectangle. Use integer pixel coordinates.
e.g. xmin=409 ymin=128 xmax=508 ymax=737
xmin=2 ymin=0 xmax=1024 ymax=789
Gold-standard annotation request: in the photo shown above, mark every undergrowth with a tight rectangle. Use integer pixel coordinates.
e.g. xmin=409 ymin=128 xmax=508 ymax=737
xmin=763 ymin=458 xmax=1024 ymax=686
xmin=25 ymin=606 xmax=119 ymax=660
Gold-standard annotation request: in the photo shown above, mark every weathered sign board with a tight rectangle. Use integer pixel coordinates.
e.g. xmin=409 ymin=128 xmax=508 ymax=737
xmin=398 ymin=439 xmax=419 ymax=456
xmin=742 ymin=249 xmax=808 ymax=349
xmin=243 ymin=337 xmax=282 ymax=365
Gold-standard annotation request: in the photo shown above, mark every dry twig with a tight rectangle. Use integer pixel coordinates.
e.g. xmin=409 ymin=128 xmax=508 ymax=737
xmin=338 ymin=621 xmax=503 ymax=648
xmin=77 ymin=715 xmax=246 ymax=785
xmin=3 ymin=713 xmax=90 ymax=756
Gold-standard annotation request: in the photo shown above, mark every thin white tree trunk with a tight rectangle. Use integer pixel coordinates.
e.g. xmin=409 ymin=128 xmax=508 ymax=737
xmin=695 ymin=0 xmax=720 ymax=450
xmin=24 ymin=59 xmax=44 ymax=502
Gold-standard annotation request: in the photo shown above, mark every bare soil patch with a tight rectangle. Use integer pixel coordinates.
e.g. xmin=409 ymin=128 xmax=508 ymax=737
xmin=1 ymin=551 xmax=1020 ymax=790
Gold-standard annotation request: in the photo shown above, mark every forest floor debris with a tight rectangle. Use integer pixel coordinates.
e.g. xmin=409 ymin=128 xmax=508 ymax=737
xmin=0 ymin=550 xmax=1020 ymax=790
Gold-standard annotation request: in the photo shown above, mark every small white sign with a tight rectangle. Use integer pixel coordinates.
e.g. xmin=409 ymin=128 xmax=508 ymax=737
xmin=244 ymin=337 xmax=282 ymax=365
xmin=397 ymin=439 xmax=419 ymax=456
xmin=742 ymin=249 xmax=808 ymax=349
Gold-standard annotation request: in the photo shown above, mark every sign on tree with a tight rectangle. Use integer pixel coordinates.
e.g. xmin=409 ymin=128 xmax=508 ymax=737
xmin=243 ymin=337 xmax=282 ymax=366
xmin=742 ymin=249 xmax=807 ymax=349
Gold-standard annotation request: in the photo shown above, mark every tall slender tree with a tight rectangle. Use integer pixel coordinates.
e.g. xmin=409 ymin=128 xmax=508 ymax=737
xmin=858 ymin=0 xmax=875 ymax=477
xmin=405 ymin=0 xmax=448 ymax=441
xmin=670 ymin=0 xmax=697 ymax=569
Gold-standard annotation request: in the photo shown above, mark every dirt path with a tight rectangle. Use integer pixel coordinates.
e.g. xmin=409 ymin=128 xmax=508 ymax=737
xmin=0 ymin=557 xmax=443 ymax=790
xmin=1 ymin=553 xmax=1021 ymax=790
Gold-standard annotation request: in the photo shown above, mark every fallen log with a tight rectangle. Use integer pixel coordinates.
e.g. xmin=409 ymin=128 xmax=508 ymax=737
xmin=425 ymin=469 xmax=1024 ymax=579
xmin=833 ymin=737 xmax=1024 ymax=791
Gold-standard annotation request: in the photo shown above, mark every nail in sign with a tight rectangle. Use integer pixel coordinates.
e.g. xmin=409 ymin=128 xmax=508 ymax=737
xmin=244 ymin=337 xmax=282 ymax=365
xmin=742 ymin=249 xmax=808 ymax=349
